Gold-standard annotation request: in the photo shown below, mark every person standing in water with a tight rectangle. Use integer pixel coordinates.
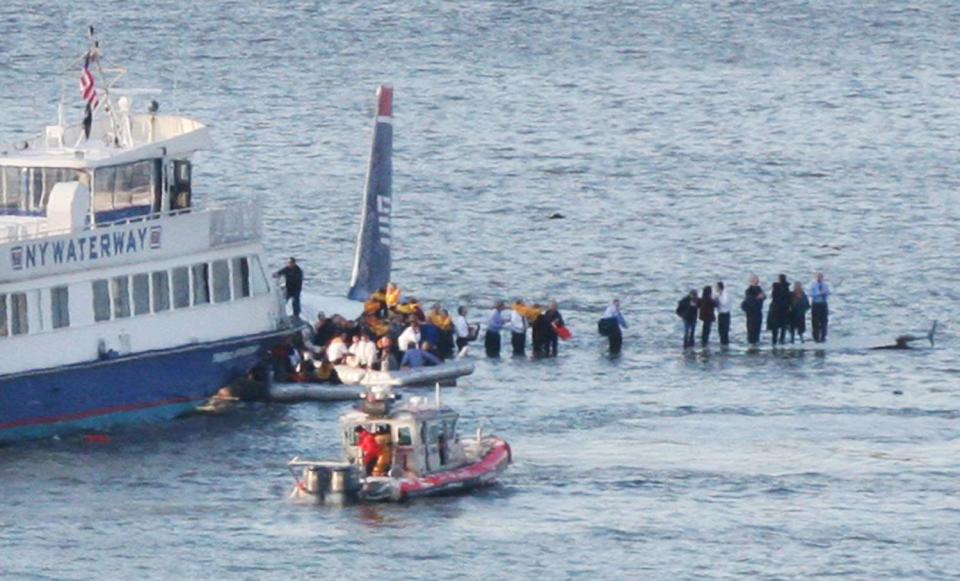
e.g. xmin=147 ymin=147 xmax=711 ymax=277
xmin=789 ymin=281 xmax=810 ymax=343
xmin=742 ymin=275 xmax=766 ymax=346
xmin=809 ymin=272 xmax=831 ymax=342
xmin=484 ymin=301 xmax=510 ymax=357
xmin=699 ymin=285 xmax=716 ymax=346
xmin=768 ymin=274 xmax=791 ymax=346
xmin=676 ymin=290 xmax=699 ymax=349
xmin=715 ymin=281 xmax=732 ymax=346
xmin=543 ymin=301 xmax=565 ymax=357
xmin=599 ymin=299 xmax=628 ymax=354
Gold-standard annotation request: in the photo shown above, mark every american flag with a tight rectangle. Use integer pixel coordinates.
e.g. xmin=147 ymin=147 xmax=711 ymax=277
xmin=80 ymin=53 xmax=98 ymax=108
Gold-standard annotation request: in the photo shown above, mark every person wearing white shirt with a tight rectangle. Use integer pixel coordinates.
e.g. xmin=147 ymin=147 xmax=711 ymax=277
xmin=715 ymin=281 xmax=732 ymax=346
xmin=599 ymin=299 xmax=628 ymax=354
xmin=453 ymin=306 xmax=475 ymax=353
xmin=510 ymin=301 xmax=529 ymax=356
xmin=325 ymin=334 xmax=348 ymax=364
xmin=397 ymin=321 xmax=422 ymax=352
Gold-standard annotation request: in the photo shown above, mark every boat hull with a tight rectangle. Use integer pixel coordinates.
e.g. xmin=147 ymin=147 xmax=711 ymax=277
xmin=361 ymin=437 xmax=511 ymax=501
xmin=0 ymin=328 xmax=292 ymax=443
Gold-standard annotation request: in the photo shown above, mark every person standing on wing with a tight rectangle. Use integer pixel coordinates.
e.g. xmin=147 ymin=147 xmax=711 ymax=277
xmin=599 ymin=299 xmax=628 ymax=354
xmin=809 ymin=272 xmax=831 ymax=342
xmin=715 ymin=281 xmax=732 ymax=346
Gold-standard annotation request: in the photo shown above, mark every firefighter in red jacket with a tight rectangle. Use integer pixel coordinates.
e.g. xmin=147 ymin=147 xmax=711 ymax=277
xmin=355 ymin=426 xmax=380 ymax=476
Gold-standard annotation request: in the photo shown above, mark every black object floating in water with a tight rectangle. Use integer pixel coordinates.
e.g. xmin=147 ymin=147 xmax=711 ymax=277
xmin=548 ymin=212 xmax=565 ymax=219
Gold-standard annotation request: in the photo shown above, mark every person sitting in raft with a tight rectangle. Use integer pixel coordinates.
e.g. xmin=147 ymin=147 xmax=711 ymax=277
xmin=421 ymin=340 xmax=443 ymax=362
xmin=400 ymin=341 xmax=441 ymax=368
xmin=397 ymin=320 xmax=422 ymax=353
xmin=374 ymin=337 xmax=399 ymax=371
xmin=354 ymin=426 xmax=381 ymax=476
xmin=326 ymin=333 xmax=349 ymax=364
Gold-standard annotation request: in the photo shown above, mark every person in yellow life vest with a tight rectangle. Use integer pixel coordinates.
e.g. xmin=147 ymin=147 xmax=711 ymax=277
xmin=364 ymin=287 xmax=387 ymax=317
xmin=426 ymin=305 xmax=455 ymax=359
xmin=364 ymin=315 xmax=391 ymax=337
xmin=513 ymin=301 xmax=543 ymax=323
xmin=385 ymin=282 xmax=401 ymax=309
xmin=372 ymin=425 xmax=393 ymax=476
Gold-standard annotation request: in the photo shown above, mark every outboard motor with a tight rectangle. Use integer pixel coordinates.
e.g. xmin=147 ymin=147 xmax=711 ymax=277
xmin=290 ymin=460 xmax=361 ymax=505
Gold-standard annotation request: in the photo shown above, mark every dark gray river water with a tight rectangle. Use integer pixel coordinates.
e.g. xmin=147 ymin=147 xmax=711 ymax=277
xmin=2 ymin=1 xmax=959 ymax=578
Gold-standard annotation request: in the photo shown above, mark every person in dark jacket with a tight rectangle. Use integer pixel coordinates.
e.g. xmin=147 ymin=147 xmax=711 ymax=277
xmin=698 ymin=286 xmax=716 ymax=346
xmin=543 ymin=301 xmax=565 ymax=357
xmin=789 ymin=281 xmax=810 ymax=343
xmin=531 ymin=306 xmax=553 ymax=358
xmin=742 ymin=275 xmax=766 ymax=346
xmin=273 ymin=257 xmax=304 ymax=318
xmin=676 ymin=290 xmax=699 ymax=349
xmin=767 ymin=274 xmax=791 ymax=345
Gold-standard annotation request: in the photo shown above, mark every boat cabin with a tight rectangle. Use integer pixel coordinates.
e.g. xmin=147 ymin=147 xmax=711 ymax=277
xmin=0 ymin=96 xmax=211 ymax=238
xmin=340 ymin=394 xmax=469 ymax=477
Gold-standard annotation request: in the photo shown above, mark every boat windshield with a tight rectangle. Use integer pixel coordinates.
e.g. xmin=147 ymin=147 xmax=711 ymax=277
xmin=0 ymin=166 xmax=89 ymax=215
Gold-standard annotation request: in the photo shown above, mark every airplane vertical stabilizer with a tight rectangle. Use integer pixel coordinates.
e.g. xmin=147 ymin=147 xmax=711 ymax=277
xmin=347 ymin=85 xmax=393 ymax=301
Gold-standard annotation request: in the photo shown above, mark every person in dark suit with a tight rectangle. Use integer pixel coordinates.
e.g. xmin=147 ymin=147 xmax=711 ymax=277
xmin=698 ymin=285 xmax=716 ymax=346
xmin=742 ymin=275 xmax=766 ymax=346
xmin=789 ymin=281 xmax=810 ymax=343
xmin=676 ymin=290 xmax=699 ymax=349
xmin=767 ymin=274 xmax=791 ymax=345
xmin=273 ymin=257 xmax=304 ymax=318
xmin=543 ymin=301 xmax=565 ymax=357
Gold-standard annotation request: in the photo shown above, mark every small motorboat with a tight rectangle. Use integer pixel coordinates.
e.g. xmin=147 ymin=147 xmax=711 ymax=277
xmin=288 ymin=386 xmax=511 ymax=503
xmin=334 ymin=357 xmax=475 ymax=387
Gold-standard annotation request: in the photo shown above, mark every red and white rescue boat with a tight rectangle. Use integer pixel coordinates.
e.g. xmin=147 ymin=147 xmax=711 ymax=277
xmin=288 ymin=386 xmax=511 ymax=503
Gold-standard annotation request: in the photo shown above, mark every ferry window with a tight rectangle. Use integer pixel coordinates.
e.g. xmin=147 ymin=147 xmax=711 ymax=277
xmin=172 ymin=267 xmax=190 ymax=309
xmin=10 ymin=292 xmax=28 ymax=335
xmin=132 ymin=274 xmax=150 ymax=316
xmin=0 ymin=294 xmax=7 ymax=336
xmin=50 ymin=286 xmax=70 ymax=329
xmin=249 ymin=256 xmax=270 ymax=296
xmin=397 ymin=427 xmax=413 ymax=446
xmin=211 ymin=260 xmax=231 ymax=303
xmin=231 ymin=257 xmax=251 ymax=299
xmin=93 ymin=161 xmax=155 ymax=214
xmin=92 ymin=280 xmax=111 ymax=322
xmin=152 ymin=271 xmax=171 ymax=312
xmin=191 ymin=263 xmax=210 ymax=305
xmin=112 ymin=276 xmax=131 ymax=319
xmin=0 ymin=167 xmax=84 ymax=213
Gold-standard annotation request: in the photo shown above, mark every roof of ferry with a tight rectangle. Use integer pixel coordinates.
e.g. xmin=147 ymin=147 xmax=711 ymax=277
xmin=0 ymin=113 xmax=212 ymax=169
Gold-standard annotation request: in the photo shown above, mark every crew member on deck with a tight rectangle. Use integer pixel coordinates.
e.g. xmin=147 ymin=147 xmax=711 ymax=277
xmin=809 ymin=272 xmax=831 ymax=342
xmin=355 ymin=426 xmax=380 ymax=476
xmin=273 ymin=257 xmax=304 ymax=318
xmin=484 ymin=301 xmax=510 ymax=358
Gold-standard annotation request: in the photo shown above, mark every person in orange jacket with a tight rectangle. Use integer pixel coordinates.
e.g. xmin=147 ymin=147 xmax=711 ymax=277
xmin=355 ymin=426 xmax=380 ymax=476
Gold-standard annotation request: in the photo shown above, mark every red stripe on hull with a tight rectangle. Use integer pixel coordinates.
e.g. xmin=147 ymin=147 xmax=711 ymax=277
xmin=0 ymin=396 xmax=195 ymax=431
xmin=399 ymin=439 xmax=511 ymax=497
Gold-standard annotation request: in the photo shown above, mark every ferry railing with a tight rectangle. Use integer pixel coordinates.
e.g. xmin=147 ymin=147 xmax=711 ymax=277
xmin=0 ymin=199 xmax=263 ymax=246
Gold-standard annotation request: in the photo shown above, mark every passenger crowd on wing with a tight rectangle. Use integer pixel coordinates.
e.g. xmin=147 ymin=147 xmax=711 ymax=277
xmin=675 ymin=272 xmax=831 ymax=349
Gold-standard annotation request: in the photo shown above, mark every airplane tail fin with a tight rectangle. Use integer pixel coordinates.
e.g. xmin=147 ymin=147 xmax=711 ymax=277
xmin=347 ymin=85 xmax=394 ymax=301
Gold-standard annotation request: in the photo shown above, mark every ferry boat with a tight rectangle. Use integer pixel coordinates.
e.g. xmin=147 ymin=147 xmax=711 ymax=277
xmin=288 ymin=386 xmax=511 ymax=503
xmin=0 ymin=33 xmax=294 ymax=442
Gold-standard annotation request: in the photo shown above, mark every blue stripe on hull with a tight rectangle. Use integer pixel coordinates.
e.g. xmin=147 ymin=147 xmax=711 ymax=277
xmin=0 ymin=329 xmax=291 ymax=443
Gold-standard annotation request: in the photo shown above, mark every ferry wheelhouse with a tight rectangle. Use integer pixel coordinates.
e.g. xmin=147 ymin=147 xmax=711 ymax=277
xmin=0 ymin=38 xmax=293 ymax=442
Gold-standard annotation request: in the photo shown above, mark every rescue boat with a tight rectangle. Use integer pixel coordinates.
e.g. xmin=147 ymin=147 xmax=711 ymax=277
xmin=288 ymin=386 xmax=511 ymax=503
xmin=333 ymin=357 xmax=475 ymax=387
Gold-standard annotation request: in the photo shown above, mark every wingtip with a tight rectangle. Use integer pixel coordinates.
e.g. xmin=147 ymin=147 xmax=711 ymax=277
xmin=377 ymin=85 xmax=393 ymax=118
